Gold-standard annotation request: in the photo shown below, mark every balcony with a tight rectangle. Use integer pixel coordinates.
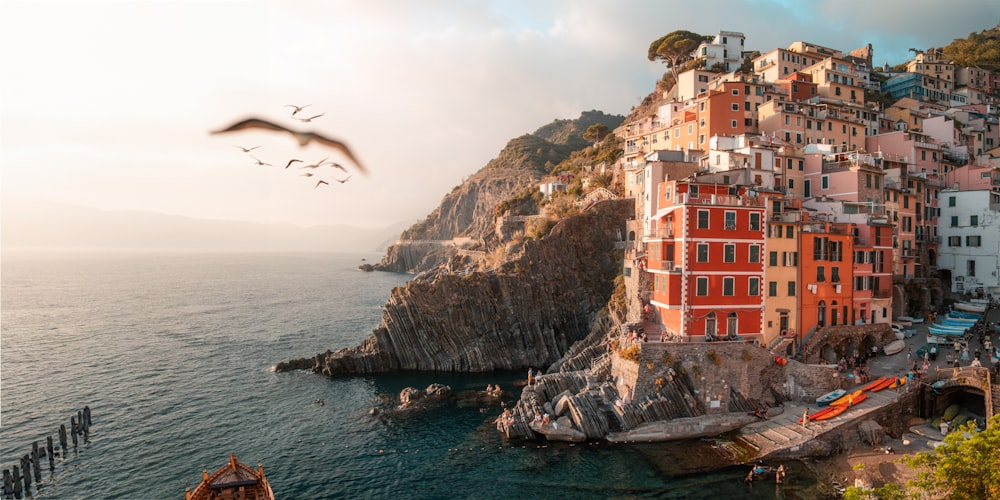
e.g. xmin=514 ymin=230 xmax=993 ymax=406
xmin=659 ymin=260 xmax=682 ymax=272
xmin=677 ymin=193 xmax=764 ymax=207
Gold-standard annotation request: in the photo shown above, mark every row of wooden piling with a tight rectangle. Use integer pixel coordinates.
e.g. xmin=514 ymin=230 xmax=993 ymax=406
xmin=2 ymin=406 xmax=92 ymax=500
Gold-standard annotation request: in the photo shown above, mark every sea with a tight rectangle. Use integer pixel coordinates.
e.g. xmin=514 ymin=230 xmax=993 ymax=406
xmin=1 ymin=251 xmax=833 ymax=499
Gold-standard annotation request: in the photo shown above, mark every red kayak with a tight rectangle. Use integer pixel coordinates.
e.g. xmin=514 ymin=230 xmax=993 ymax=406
xmin=858 ymin=376 xmax=889 ymax=392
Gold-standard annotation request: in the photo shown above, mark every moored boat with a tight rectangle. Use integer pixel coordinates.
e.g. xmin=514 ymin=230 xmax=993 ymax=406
xmin=830 ymin=390 xmax=863 ymax=406
xmin=805 ymin=406 xmax=836 ymax=421
xmin=953 ymin=301 xmax=987 ymax=313
xmin=814 ymin=403 xmax=849 ymax=421
xmin=185 ymin=454 xmax=274 ymax=500
xmin=858 ymin=376 xmax=889 ymax=392
xmin=943 ymin=314 xmax=976 ymax=324
xmin=816 ymin=389 xmax=846 ymax=407
xmin=897 ymin=315 xmax=923 ymax=324
xmin=869 ymin=377 xmax=896 ymax=392
xmin=884 ymin=339 xmax=906 ymax=356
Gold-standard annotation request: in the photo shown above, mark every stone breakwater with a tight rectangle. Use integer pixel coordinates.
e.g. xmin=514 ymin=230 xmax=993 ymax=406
xmin=275 ymin=200 xmax=634 ymax=375
xmin=497 ymin=341 xmax=843 ymax=443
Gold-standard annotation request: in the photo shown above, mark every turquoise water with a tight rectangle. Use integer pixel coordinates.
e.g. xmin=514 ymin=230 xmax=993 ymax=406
xmin=1 ymin=252 xmax=828 ymax=499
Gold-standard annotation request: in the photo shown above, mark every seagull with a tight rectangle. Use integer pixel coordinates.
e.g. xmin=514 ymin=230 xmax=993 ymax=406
xmin=334 ymin=175 xmax=351 ymax=184
xmin=299 ymin=157 xmax=329 ymax=169
xmin=328 ymin=162 xmax=347 ymax=173
xmin=285 ymin=104 xmax=311 ymax=116
xmin=301 ymin=172 xmax=315 ymax=177
xmin=295 ymin=113 xmax=325 ymax=123
xmin=211 ymin=117 xmax=368 ymax=175
xmin=250 ymin=156 xmax=272 ymax=167
xmin=284 ymin=159 xmax=303 ymax=169
xmin=315 ymin=179 xmax=329 ymax=188
xmin=235 ymin=145 xmax=260 ymax=153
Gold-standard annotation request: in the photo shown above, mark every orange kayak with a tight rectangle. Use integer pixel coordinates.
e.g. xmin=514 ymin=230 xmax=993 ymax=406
xmin=888 ymin=376 xmax=907 ymax=389
xmin=869 ymin=377 xmax=896 ymax=392
xmin=802 ymin=406 xmax=835 ymax=422
xmin=814 ymin=403 xmax=848 ymax=421
xmin=830 ymin=390 xmax=863 ymax=406
xmin=858 ymin=376 xmax=889 ymax=392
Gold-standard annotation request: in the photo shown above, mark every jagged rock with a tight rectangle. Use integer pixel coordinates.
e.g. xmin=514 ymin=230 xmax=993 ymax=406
xmin=398 ymin=384 xmax=452 ymax=409
xmin=606 ymin=413 xmax=760 ymax=443
xmin=552 ymin=390 xmax=573 ymax=417
xmin=278 ymin=200 xmax=634 ymax=375
xmin=530 ymin=416 xmax=587 ymax=442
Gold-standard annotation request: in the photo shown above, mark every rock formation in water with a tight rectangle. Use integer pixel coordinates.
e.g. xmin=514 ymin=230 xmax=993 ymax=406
xmin=276 ymin=199 xmax=633 ymax=375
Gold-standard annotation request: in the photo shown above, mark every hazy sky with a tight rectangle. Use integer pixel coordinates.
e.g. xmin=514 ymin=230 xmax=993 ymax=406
xmin=2 ymin=1 xmax=998 ymax=229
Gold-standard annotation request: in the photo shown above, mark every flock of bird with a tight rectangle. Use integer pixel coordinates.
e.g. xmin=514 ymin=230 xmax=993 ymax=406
xmin=211 ymin=104 xmax=366 ymax=189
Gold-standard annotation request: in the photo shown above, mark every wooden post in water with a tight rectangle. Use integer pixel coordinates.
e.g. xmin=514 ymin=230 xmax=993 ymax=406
xmin=46 ymin=436 xmax=55 ymax=470
xmin=58 ymin=424 xmax=67 ymax=455
xmin=19 ymin=455 xmax=30 ymax=494
xmin=30 ymin=450 xmax=41 ymax=484
xmin=83 ymin=406 xmax=92 ymax=430
xmin=12 ymin=465 xmax=21 ymax=499
xmin=70 ymin=417 xmax=78 ymax=448
xmin=3 ymin=469 xmax=12 ymax=498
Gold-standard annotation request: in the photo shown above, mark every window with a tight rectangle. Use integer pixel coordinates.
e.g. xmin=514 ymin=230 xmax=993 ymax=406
xmin=804 ymin=179 xmax=811 ymax=197
xmin=749 ymin=277 xmax=760 ymax=296
xmin=971 ymin=215 xmax=979 ymax=227
xmin=690 ymin=185 xmax=699 ymax=198
xmin=724 ymin=211 xmax=736 ymax=230
xmin=786 ymin=226 xmax=794 ymax=238
xmin=789 ymin=178 xmax=795 ymax=189
xmin=731 ymin=103 xmax=739 ymax=111
xmin=967 ymin=235 xmax=981 ymax=247
xmin=749 ymin=244 xmax=760 ymax=263
xmin=722 ymin=277 xmax=735 ymax=296
xmin=731 ymin=119 xmax=738 ymax=128
xmin=951 ymin=216 xmax=958 ymax=227
xmin=817 ymin=266 xmax=826 ymax=282
xmin=768 ymin=281 xmax=778 ymax=296
xmin=948 ymin=235 xmax=961 ymax=247
xmin=769 ymin=251 xmax=778 ymax=266
xmin=724 ymin=244 xmax=735 ymax=263
xmin=968 ymin=260 xmax=976 ymax=277
xmin=787 ymin=281 xmax=796 ymax=296
xmin=697 ymin=210 xmax=710 ymax=229
xmin=821 ymin=176 xmax=829 ymax=189
xmin=696 ymin=277 xmax=709 ymax=296
xmin=749 ymin=213 xmax=761 ymax=231
xmin=697 ymin=243 xmax=709 ymax=262
xmin=831 ymin=267 xmax=840 ymax=283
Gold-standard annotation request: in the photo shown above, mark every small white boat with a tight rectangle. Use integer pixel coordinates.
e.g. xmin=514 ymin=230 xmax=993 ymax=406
xmin=954 ymin=302 xmax=987 ymax=314
xmin=884 ymin=339 xmax=906 ymax=356
xmin=897 ymin=315 xmax=923 ymax=324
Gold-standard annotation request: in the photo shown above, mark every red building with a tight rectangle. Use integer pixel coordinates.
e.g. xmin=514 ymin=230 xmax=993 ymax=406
xmin=646 ymin=181 xmax=766 ymax=341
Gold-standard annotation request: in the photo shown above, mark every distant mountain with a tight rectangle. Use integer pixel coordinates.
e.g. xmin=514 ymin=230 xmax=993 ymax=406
xmin=1 ymin=198 xmax=406 ymax=253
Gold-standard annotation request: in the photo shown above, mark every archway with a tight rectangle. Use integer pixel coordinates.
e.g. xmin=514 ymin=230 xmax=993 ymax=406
xmin=818 ymin=300 xmax=827 ymax=327
xmin=820 ymin=343 xmax=837 ymax=363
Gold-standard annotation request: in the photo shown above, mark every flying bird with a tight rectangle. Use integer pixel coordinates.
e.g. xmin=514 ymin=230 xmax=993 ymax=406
xmin=211 ymin=117 xmax=368 ymax=175
xmin=235 ymin=145 xmax=260 ymax=153
xmin=315 ymin=179 xmax=329 ymax=188
xmin=334 ymin=175 xmax=351 ymax=184
xmin=249 ymin=156 xmax=273 ymax=167
xmin=295 ymin=113 xmax=325 ymax=123
xmin=285 ymin=104 xmax=311 ymax=116
xmin=299 ymin=157 xmax=329 ymax=169
xmin=284 ymin=159 xmax=303 ymax=169
xmin=301 ymin=172 xmax=314 ymax=177
xmin=329 ymin=162 xmax=347 ymax=173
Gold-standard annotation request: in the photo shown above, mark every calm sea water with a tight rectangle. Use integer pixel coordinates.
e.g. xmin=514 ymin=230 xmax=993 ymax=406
xmin=1 ymin=252 xmax=829 ymax=499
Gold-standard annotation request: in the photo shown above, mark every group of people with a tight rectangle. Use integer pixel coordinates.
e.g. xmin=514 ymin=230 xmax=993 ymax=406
xmin=744 ymin=463 xmax=787 ymax=484
xmin=485 ymin=384 xmax=503 ymax=397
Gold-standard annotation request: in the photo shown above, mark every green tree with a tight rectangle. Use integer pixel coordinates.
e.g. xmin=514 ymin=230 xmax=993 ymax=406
xmin=582 ymin=124 xmax=610 ymax=145
xmin=842 ymin=483 xmax=905 ymax=500
xmin=904 ymin=414 xmax=1000 ymax=499
xmin=647 ymin=30 xmax=709 ymax=82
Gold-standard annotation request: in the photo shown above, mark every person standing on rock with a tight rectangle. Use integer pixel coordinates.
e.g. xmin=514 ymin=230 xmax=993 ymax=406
xmin=527 ymin=367 xmax=534 ymax=386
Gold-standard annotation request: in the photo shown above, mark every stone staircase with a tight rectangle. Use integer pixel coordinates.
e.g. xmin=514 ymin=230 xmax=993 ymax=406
xmin=769 ymin=337 xmax=794 ymax=357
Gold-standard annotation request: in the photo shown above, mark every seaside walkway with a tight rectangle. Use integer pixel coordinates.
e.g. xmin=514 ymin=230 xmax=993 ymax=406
xmin=737 ymin=388 xmax=905 ymax=457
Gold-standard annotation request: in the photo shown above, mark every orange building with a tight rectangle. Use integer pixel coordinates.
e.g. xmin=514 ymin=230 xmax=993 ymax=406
xmin=646 ymin=181 xmax=766 ymax=341
xmin=798 ymin=217 xmax=855 ymax=335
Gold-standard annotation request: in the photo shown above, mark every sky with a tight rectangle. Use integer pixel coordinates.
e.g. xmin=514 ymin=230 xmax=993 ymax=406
xmin=2 ymin=0 xmax=998 ymax=230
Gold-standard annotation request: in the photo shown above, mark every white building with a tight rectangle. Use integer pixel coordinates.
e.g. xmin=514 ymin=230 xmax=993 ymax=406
xmin=937 ymin=189 xmax=1000 ymax=296
xmin=696 ymin=31 xmax=746 ymax=73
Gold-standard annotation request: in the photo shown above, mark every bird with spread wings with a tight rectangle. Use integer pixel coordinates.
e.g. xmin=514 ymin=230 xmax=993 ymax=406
xmin=211 ymin=117 xmax=368 ymax=175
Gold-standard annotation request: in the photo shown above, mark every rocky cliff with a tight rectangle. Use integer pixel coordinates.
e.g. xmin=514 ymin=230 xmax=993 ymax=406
xmin=374 ymin=110 xmax=623 ymax=274
xmin=276 ymin=199 xmax=634 ymax=375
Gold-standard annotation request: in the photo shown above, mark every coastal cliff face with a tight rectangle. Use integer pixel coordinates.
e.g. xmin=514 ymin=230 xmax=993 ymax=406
xmin=374 ymin=111 xmax=624 ymax=274
xmin=276 ymin=199 xmax=634 ymax=375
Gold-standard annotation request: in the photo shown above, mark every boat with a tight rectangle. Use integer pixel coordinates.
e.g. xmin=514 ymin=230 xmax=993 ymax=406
xmin=185 ymin=454 xmax=274 ymax=500
xmin=805 ymin=406 xmax=836 ymax=421
xmin=816 ymin=389 xmax=846 ymax=407
xmin=830 ymin=390 xmax=863 ymax=406
xmin=943 ymin=314 xmax=976 ymax=324
xmin=814 ymin=403 xmax=849 ymax=421
xmin=884 ymin=339 xmax=906 ymax=356
xmin=897 ymin=315 xmax=923 ymax=324
xmin=869 ymin=377 xmax=896 ymax=392
xmin=948 ymin=311 xmax=982 ymax=320
xmin=928 ymin=325 xmax=965 ymax=335
xmin=889 ymin=376 xmax=907 ymax=389
xmin=953 ymin=302 xmax=987 ymax=314
xmin=845 ymin=392 xmax=868 ymax=406
xmin=858 ymin=376 xmax=890 ymax=392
